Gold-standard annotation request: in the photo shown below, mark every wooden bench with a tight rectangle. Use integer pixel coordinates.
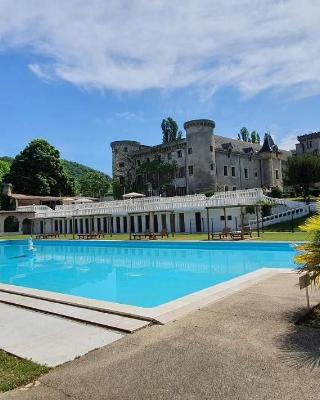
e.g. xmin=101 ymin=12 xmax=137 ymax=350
xmin=77 ymin=233 xmax=99 ymax=240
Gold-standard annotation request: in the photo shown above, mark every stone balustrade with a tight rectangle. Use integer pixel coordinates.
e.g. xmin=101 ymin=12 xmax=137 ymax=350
xmin=33 ymin=188 xmax=267 ymax=219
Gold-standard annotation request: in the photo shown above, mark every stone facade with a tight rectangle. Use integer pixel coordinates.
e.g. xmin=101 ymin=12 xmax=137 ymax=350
xmin=296 ymin=132 xmax=320 ymax=155
xmin=111 ymin=119 xmax=289 ymax=195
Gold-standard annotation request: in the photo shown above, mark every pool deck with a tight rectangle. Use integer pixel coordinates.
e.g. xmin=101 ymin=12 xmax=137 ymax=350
xmin=2 ymin=272 xmax=320 ymax=400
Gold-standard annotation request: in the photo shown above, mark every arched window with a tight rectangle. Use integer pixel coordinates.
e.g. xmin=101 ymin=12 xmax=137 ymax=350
xmin=4 ymin=216 xmax=19 ymax=233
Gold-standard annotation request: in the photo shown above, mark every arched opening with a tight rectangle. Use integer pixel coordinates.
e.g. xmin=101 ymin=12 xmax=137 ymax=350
xmin=4 ymin=216 xmax=19 ymax=233
xmin=22 ymin=218 xmax=31 ymax=234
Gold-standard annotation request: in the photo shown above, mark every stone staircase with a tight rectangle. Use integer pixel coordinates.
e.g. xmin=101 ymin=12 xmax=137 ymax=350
xmin=0 ymin=289 xmax=152 ymax=333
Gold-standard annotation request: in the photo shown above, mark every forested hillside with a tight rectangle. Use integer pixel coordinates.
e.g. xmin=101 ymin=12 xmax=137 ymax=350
xmin=0 ymin=156 xmax=110 ymax=182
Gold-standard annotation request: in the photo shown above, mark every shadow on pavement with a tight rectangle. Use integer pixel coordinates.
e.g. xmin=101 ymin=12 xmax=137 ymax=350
xmin=276 ymin=308 xmax=320 ymax=370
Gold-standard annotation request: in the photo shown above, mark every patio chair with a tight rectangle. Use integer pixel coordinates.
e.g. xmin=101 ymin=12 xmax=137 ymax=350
xmin=242 ymin=226 xmax=252 ymax=238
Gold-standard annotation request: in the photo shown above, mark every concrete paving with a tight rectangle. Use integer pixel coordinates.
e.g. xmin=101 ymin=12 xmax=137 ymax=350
xmin=0 ymin=303 xmax=123 ymax=367
xmin=0 ymin=291 xmax=150 ymax=332
xmin=2 ymin=273 xmax=320 ymax=400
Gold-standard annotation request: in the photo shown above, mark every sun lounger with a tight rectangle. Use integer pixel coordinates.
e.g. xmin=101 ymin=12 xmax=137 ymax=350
xmin=242 ymin=226 xmax=252 ymax=238
xmin=210 ymin=227 xmax=231 ymax=240
xmin=230 ymin=230 xmax=244 ymax=240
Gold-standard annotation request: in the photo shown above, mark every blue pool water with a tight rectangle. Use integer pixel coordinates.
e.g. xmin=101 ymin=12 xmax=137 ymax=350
xmin=0 ymin=241 xmax=297 ymax=308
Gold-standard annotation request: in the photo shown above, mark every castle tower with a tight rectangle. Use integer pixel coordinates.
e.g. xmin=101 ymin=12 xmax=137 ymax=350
xmin=259 ymin=133 xmax=282 ymax=189
xmin=184 ymin=119 xmax=216 ymax=193
xmin=110 ymin=140 xmax=141 ymax=184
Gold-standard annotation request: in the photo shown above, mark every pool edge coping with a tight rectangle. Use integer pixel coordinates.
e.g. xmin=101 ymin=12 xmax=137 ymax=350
xmin=0 ymin=268 xmax=294 ymax=325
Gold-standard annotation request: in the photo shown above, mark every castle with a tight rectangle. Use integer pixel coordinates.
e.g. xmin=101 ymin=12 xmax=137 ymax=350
xmin=111 ymin=119 xmax=290 ymax=195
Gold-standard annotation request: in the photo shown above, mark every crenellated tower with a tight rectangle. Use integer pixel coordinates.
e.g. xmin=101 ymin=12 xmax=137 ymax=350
xmin=184 ymin=119 xmax=216 ymax=193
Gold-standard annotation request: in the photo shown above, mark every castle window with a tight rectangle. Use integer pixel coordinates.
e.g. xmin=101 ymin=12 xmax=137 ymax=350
xmin=309 ymin=141 xmax=313 ymax=148
xmin=227 ymin=215 xmax=232 ymax=220
xmin=176 ymin=167 xmax=185 ymax=178
xmin=275 ymin=169 xmax=279 ymax=179
xmin=225 ymin=185 xmax=229 ymax=191
xmin=124 ymin=147 xmax=128 ymax=152
xmin=188 ymin=147 xmax=192 ymax=155
xmin=255 ymin=171 xmax=258 ymax=178
xmin=167 ymin=152 xmax=172 ymax=160
xmin=220 ymin=215 xmax=225 ymax=221
xmin=223 ymin=166 xmax=228 ymax=176
xmin=210 ymin=163 xmax=214 ymax=171
xmin=146 ymin=158 xmax=150 ymax=163
xmin=137 ymin=160 xmax=141 ymax=166
xmin=188 ymin=165 xmax=194 ymax=176
xmin=231 ymin=166 xmax=236 ymax=177
xmin=244 ymin=168 xmax=248 ymax=179
xmin=177 ymin=150 xmax=182 ymax=158
xmin=119 ymin=162 xmax=125 ymax=168
xmin=232 ymin=186 xmax=237 ymax=191
xmin=210 ymin=145 xmax=213 ymax=152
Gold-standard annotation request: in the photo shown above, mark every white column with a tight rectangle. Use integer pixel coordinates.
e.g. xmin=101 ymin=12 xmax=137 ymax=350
xmin=112 ymin=217 xmax=117 ymax=234
xmin=142 ymin=214 xmax=146 ymax=233
xmin=165 ymin=214 xmax=171 ymax=232
xmin=157 ymin=214 xmax=162 ymax=232
xmin=120 ymin=216 xmax=124 ymax=233
xmin=149 ymin=212 xmax=154 ymax=233
xmin=133 ymin=215 xmax=138 ymax=233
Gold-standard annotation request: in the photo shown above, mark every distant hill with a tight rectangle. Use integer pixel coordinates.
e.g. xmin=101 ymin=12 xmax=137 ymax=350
xmin=0 ymin=156 xmax=111 ymax=182
xmin=61 ymin=160 xmax=111 ymax=181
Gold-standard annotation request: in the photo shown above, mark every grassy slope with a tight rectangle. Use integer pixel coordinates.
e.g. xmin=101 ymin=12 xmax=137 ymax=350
xmin=0 ymin=351 xmax=49 ymax=392
xmin=261 ymin=215 xmax=312 ymax=233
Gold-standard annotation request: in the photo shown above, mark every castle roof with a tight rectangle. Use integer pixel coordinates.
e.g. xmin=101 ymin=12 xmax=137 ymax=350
xmin=214 ymin=135 xmax=262 ymax=153
xmin=259 ymin=133 xmax=278 ymax=153
xmin=297 ymin=132 xmax=320 ymax=141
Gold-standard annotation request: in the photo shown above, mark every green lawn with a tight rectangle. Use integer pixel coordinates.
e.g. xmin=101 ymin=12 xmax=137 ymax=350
xmin=0 ymin=351 xmax=49 ymax=392
xmin=0 ymin=231 xmax=310 ymax=241
xmin=261 ymin=215 xmax=312 ymax=233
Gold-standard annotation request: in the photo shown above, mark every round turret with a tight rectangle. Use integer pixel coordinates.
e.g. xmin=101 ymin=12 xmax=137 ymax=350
xmin=184 ymin=119 xmax=216 ymax=193
xmin=111 ymin=140 xmax=141 ymax=181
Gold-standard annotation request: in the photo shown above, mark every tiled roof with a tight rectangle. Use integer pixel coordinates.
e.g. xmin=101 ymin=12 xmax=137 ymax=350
xmin=214 ymin=135 xmax=262 ymax=153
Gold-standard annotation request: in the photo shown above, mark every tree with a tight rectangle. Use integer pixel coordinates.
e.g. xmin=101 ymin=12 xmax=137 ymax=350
xmin=0 ymin=160 xmax=11 ymax=209
xmin=135 ymin=159 xmax=175 ymax=194
xmin=4 ymin=139 xmax=75 ymax=196
xmin=295 ymin=201 xmax=320 ymax=287
xmin=161 ymin=117 xmax=183 ymax=144
xmin=78 ymin=172 xmax=110 ymax=198
xmin=251 ymin=130 xmax=262 ymax=144
xmin=0 ymin=160 xmax=10 ymax=183
xmin=238 ymin=127 xmax=250 ymax=142
xmin=270 ymin=186 xmax=283 ymax=198
xmin=112 ymin=179 xmax=126 ymax=200
xmin=285 ymin=155 xmax=320 ymax=200
xmin=256 ymin=133 xmax=261 ymax=144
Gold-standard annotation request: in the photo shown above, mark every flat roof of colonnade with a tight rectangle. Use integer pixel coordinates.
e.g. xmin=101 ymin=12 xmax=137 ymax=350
xmin=11 ymin=189 xmax=284 ymax=220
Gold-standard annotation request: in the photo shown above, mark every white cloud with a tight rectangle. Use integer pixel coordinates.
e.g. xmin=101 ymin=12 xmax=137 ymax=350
xmin=0 ymin=0 xmax=320 ymax=97
xmin=115 ymin=112 xmax=138 ymax=120
xmin=278 ymin=134 xmax=298 ymax=151
xmin=28 ymin=64 xmax=52 ymax=81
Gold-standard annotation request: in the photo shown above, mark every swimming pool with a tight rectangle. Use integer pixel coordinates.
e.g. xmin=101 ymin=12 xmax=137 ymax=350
xmin=0 ymin=241 xmax=296 ymax=308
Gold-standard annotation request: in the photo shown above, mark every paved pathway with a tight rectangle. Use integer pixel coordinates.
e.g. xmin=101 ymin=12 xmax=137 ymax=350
xmin=2 ymin=273 xmax=320 ymax=400
xmin=0 ymin=303 xmax=122 ymax=367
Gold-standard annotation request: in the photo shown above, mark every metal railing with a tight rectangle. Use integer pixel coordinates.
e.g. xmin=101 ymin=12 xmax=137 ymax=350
xmin=248 ymin=204 xmax=315 ymax=229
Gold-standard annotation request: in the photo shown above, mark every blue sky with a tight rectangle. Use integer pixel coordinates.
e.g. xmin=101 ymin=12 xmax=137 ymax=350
xmin=0 ymin=1 xmax=320 ymax=176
